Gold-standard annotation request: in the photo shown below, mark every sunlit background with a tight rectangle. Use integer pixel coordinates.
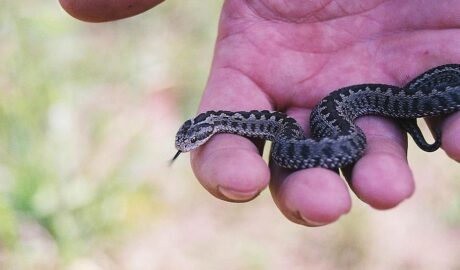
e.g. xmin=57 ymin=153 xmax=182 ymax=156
xmin=1 ymin=1 xmax=460 ymax=269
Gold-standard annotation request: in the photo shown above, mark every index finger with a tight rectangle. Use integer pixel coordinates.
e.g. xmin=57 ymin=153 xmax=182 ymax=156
xmin=190 ymin=67 xmax=273 ymax=201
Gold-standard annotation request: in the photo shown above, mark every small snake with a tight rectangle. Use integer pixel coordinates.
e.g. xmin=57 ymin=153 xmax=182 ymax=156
xmin=173 ymin=64 xmax=460 ymax=169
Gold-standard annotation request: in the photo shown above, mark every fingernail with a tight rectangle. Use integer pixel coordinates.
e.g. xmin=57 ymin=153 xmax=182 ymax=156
xmin=218 ymin=186 xmax=259 ymax=201
xmin=299 ymin=214 xmax=328 ymax=227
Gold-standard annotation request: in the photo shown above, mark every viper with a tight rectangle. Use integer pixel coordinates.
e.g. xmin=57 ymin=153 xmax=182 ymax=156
xmin=173 ymin=64 xmax=460 ymax=170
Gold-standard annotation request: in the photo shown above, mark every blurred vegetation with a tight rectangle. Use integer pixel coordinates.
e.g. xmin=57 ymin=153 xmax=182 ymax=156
xmin=0 ymin=1 xmax=221 ymax=268
xmin=2 ymin=1 xmax=460 ymax=270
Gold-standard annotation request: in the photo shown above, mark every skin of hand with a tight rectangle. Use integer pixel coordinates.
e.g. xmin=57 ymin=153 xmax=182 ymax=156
xmin=60 ymin=0 xmax=460 ymax=226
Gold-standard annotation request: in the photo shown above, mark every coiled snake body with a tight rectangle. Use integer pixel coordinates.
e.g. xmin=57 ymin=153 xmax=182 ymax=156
xmin=173 ymin=64 xmax=460 ymax=169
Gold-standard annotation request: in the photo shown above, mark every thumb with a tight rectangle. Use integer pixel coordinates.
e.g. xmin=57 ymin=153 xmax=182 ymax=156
xmin=59 ymin=0 xmax=165 ymax=22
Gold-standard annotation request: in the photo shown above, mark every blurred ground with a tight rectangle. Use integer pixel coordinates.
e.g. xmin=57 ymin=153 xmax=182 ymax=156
xmin=1 ymin=1 xmax=460 ymax=269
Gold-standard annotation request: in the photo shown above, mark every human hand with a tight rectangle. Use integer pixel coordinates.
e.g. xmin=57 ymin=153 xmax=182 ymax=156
xmin=61 ymin=0 xmax=460 ymax=226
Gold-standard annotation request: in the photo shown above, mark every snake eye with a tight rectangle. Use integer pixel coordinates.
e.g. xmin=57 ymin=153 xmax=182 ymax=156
xmin=190 ymin=136 xmax=197 ymax=143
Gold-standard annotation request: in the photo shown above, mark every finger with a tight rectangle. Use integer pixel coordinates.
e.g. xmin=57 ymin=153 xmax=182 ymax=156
xmin=191 ymin=68 xmax=274 ymax=202
xmin=429 ymin=112 xmax=460 ymax=161
xmin=191 ymin=134 xmax=268 ymax=202
xmin=59 ymin=0 xmax=164 ymax=22
xmin=343 ymin=116 xmax=415 ymax=210
xmin=269 ymin=108 xmax=351 ymax=226
xmin=270 ymin=167 xmax=352 ymax=226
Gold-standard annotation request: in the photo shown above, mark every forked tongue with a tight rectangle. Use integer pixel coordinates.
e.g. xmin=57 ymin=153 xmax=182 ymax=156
xmin=169 ymin=150 xmax=182 ymax=166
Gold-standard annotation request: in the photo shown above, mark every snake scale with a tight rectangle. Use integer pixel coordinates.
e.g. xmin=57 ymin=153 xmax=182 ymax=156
xmin=173 ymin=64 xmax=460 ymax=170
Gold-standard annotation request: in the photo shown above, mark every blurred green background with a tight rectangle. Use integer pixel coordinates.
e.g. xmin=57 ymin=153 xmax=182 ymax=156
xmin=1 ymin=1 xmax=460 ymax=269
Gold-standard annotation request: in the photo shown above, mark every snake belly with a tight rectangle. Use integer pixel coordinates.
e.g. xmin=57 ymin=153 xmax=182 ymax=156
xmin=174 ymin=64 xmax=460 ymax=170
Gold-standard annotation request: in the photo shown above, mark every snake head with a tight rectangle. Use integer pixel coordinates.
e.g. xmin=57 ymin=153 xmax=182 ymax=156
xmin=175 ymin=114 xmax=216 ymax=152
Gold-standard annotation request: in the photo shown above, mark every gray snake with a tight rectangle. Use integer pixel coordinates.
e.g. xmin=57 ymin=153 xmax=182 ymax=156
xmin=173 ymin=64 xmax=460 ymax=169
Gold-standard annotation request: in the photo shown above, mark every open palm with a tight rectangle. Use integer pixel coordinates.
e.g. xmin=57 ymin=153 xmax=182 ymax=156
xmin=61 ymin=0 xmax=460 ymax=226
